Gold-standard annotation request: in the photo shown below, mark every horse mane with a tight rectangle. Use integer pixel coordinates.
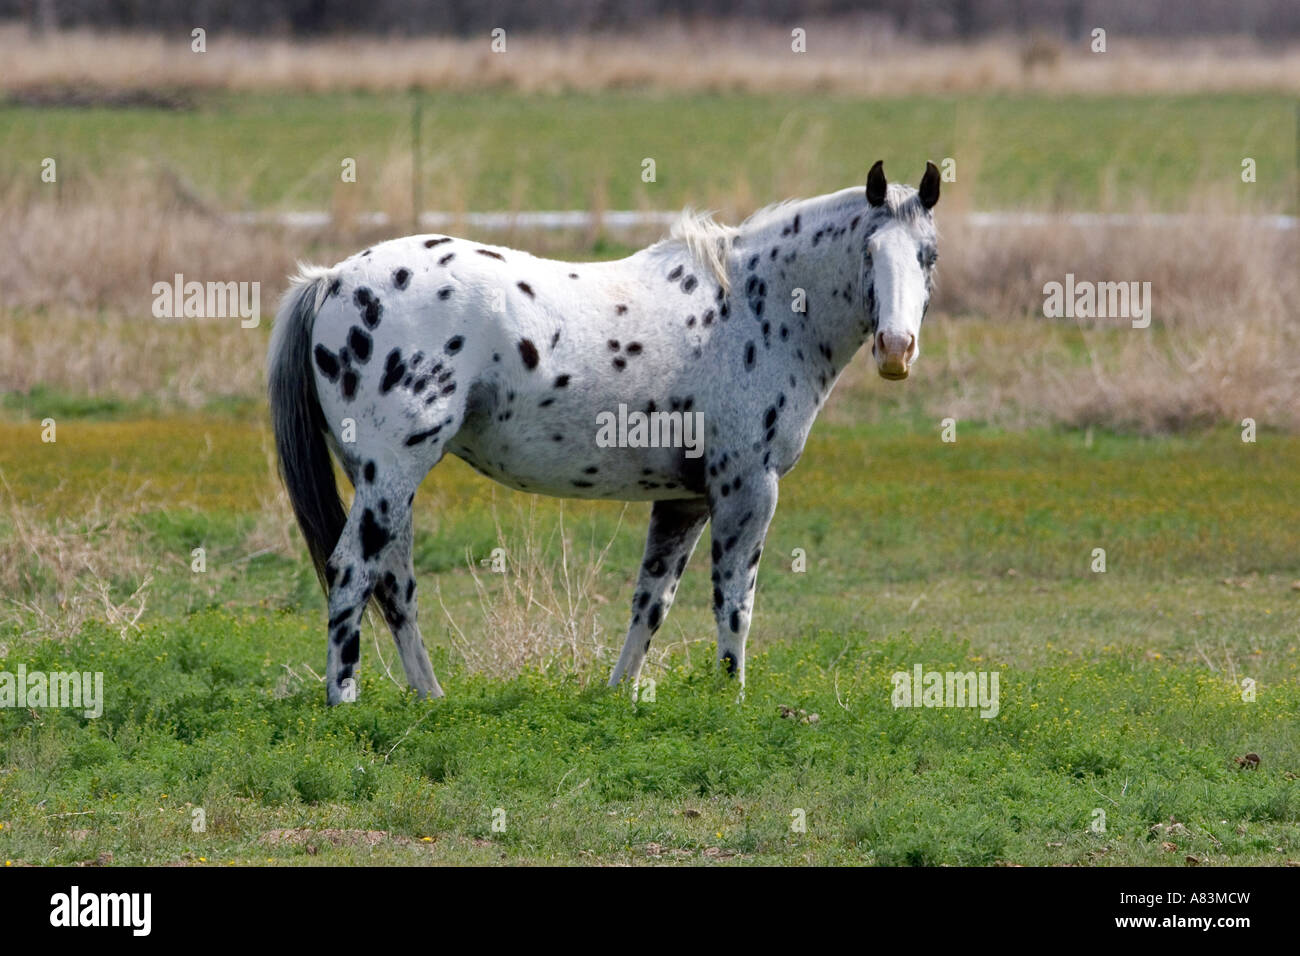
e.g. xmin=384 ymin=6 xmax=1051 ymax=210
xmin=668 ymin=184 xmax=923 ymax=294
xmin=669 ymin=208 xmax=738 ymax=294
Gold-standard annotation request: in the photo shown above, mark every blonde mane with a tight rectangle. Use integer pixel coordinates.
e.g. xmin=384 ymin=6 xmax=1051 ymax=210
xmin=667 ymin=186 xmax=919 ymax=294
xmin=669 ymin=208 xmax=738 ymax=294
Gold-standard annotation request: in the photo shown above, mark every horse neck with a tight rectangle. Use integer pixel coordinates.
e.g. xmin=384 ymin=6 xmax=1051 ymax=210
xmin=727 ymin=194 xmax=870 ymax=372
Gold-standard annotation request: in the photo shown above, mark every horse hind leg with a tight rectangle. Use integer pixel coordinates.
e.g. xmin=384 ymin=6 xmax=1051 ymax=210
xmin=321 ymin=460 xmax=429 ymax=704
xmin=325 ymin=393 xmax=464 ymax=704
xmin=322 ymin=489 xmax=389 ymax=705
xmin=609 ymin=498 xmax=710 ymax=688
xmin=374 ymin=511 xmax=443 ymax=699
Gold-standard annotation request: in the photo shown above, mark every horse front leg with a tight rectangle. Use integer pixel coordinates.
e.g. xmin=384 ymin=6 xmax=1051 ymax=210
xmin=609 ymin=497 xmax=710 ymax=688
xmin=707 ymin=469 xmax=779 ymax=687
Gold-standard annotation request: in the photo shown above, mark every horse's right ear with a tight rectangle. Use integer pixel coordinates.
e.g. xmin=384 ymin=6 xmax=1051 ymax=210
xmin=866 ymin=160 xmax=887 ymax=207
xmin=919 ymin=160 xmax=941 ymax=209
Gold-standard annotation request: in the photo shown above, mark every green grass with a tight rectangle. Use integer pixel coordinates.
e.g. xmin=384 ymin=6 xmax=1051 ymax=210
xmin=2 ymin=91 xmax=1293 ymax=212
xmin=0 ymin=624 xmax=1295 ymax=866
xmin=0 ymin=413 xmax=1297 ymax=865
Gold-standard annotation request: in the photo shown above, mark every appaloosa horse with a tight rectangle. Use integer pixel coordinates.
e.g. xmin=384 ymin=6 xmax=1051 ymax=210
xmin=268 ymin=160 xmax=940 ymax=703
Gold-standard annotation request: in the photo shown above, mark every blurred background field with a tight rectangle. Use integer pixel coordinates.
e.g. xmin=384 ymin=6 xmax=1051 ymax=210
xmin=0 ymin=3 xmax=1298 ymax=865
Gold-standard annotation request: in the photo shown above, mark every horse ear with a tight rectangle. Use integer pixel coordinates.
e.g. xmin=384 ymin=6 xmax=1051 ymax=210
xmin=865 ymin=160 xmax=887 ymax=207
xmin=919 ymin=160 xmax=940 ymax=210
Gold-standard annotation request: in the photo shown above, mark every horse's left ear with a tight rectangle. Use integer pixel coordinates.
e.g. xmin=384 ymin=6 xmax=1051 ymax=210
xmin=866 ymin=160 xmax=887 ymax=207
xmin=919 ymin=160 xmax=940 ymax=210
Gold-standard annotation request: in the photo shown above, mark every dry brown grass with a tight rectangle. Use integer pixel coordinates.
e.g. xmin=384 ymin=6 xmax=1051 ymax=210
xmin=0 ymin=474 xmax=152 ymax=642
xmin=2 ymin=24 xmax=1298 ymax=97
xmin=434 ymin=500 xmax=625 ymax=682
xmin=923 ymin=210 xmax=1300 ymax=434
xmin=1 ymin=168 xmax=1295 ymax=435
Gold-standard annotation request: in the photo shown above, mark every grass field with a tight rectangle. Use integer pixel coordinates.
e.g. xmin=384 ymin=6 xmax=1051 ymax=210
xmin=1 ymin=75 xmax=1297 ymax=865
xmin=0 ymin=415 xmax=1296 ymax=865
xmin=2 ymin=91 xmax=1294 ymax=213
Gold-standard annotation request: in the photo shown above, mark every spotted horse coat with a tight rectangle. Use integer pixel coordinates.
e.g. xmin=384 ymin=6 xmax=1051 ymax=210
xmin=268 ymin=161 xmax=941 ymax=704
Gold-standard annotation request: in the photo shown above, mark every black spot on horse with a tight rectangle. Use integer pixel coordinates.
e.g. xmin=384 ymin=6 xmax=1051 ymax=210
xmin=626 ymin=342 xmax=642 ymax=355
xmin=553 ymin=374 xmax=570 ymax=388
xmin=340 ymin=631 xmax=360 ymax=666
xmin=405 ymin=424 xmax=443 ymax=446
xmin=744 ymin=342 xmax=756 ymax=369
xmin=722 ymin=650 xmax=738 ymax=674
xmin=438 ymin=252 xmax=455 ymax=266
xmin=354 ymin=287 xmax=382 ymax=328
xmin=667 ymin=265 xmax=684 ymax=281
xmin=647 ymin=603 xmax=662 ymax=631
xmin=445 ymin=335 xmax=464 ymax=354
xmin=393 ymin=268 xmax=410 ymax=290
xmin=476 ymin=249 xmax=505 ymax=261
xmin=437 ymin=286 xmax=453 ymax=300
xmin=380 ymin=349 xmax=406 ymax=393
xmin=681 ymin=275 xmax=697 ymax=293
xmin=424 ymin=237 xmax=451 ymax=248
xmin=313 ymin=345 xmax=340 ymax=381
xmin=363 ymin=461 xmax=376 ymax=483
xmin=517 ymin=338 xmax=539 ymax=369
xmin=728 ymin=610 xmax=740 ymax=633
xmin=615 ymin=304 xmax=627 ymax=315
xmin=348 ymin=327 xmax=372 ymax=363
xmin=612 ymin=357 xmax=626 ymax=371
xmin=516 ymin=281 xmax=535 ymax=299
xmin=359 ymin=509 xmax=390 ymax=560
xmin=341 ymin=371 xmax=358 ymax=400
xmin=327 ymin=279 xmax=341 ymax=298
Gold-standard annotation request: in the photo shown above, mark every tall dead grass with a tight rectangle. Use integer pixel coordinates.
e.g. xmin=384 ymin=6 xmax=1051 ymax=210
xmin=2 ymin=24 xmax=1297 ymax=97
xmin=1 ymin=166 xmax=1295 ymax=434
xmin=435 ymin=501 xmax=625 ymax=682
xmin=923 ymin=210 xmax=1300 ymax=434
xmin=0 ymin=474 xmax=152 ymax=642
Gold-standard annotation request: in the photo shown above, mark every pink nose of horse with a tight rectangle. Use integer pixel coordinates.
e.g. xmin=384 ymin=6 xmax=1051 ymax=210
xmin=873 ymin=331 xmax=916 ymax=380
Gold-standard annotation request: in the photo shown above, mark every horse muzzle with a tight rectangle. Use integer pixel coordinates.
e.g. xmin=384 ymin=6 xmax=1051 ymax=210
xmin=873 ymin=331 xmax=916 ymax=380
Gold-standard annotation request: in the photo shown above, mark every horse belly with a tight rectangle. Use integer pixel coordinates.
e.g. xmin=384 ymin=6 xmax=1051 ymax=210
xmin=447 ymin=407 xmax=701 ymax=502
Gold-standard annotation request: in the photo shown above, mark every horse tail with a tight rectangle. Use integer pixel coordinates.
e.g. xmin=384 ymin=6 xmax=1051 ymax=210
xmin=267 ymin=265 xmax=346 ymax=592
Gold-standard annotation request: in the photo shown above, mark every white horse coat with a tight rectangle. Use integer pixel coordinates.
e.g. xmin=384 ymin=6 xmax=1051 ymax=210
xmin=268 ymin=161 xmax=940 ymax=703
